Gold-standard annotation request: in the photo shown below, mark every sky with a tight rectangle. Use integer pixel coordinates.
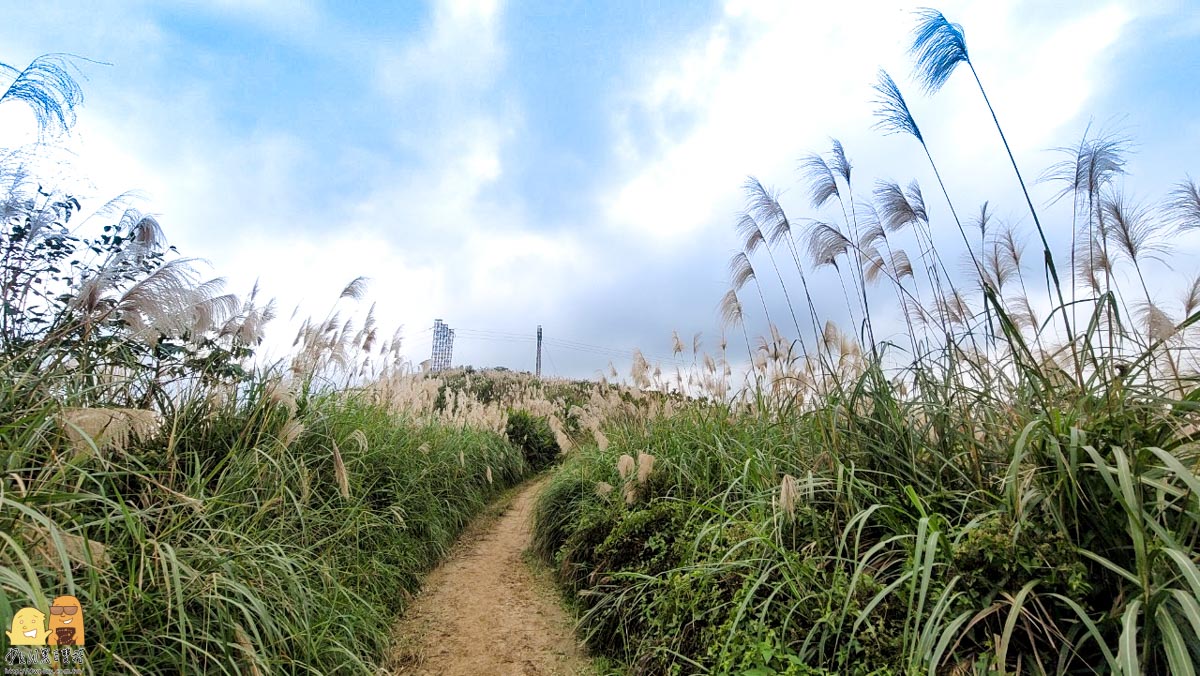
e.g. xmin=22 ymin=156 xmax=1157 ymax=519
xmin=1 ymin=0 xmax=1198 ymax=380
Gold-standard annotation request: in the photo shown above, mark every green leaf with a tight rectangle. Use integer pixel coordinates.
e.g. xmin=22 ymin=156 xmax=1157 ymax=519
xmin=1155 ymin=605 xmax=1195 ymax=676
xmin=1118 ymin=599 xmax=1141 ymax=676
xmin=1164 ymin=548 xmax=1200 ymax=601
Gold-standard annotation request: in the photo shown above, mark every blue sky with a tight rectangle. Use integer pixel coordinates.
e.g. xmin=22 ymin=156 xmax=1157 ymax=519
xmin=1 ymin=0 xmax=1198 ymax=379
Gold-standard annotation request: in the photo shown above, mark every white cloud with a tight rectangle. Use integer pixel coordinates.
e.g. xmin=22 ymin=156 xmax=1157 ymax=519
xmin=170 ymin=0 xmax=325 ymax=39
xmin=3 ymin=0 xmax=1188 ymax=379
xmin=606 ymin=0 xmax=1140 ymax=247
xmin=375 ymin=0 xmax=504 ymax=100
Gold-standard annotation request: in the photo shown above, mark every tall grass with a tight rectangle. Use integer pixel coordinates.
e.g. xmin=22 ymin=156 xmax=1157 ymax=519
xmin=533 ymin=8 xmax=1200 ymax=674
xmin=0 ymin=55 xmax=556 ymax=673
xmin=1 ymin=362 xmax=536 ymax=672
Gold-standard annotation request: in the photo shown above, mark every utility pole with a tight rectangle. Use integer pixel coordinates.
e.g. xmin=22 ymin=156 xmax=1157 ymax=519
xmin=536 ymin=325 xmax=542 ymax=377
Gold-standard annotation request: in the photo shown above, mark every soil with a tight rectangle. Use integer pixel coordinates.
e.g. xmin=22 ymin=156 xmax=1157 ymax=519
xmin=388 ymin=480 xmax=592 ymax=675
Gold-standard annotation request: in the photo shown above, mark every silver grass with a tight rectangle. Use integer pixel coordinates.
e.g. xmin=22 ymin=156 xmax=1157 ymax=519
xmin=890 ymin=250 xmax=914 ymax=280
xmin=1182 ymin=274 xmax=1200 ymax=317
xmin=60 ymin=407 xmax=160 ymax=457
xmin=874 ymin=180 xmax=926 ymax=232
xmin=293 ymin=319 xmax=310 ymax=347
xmin=1101 ymin=192 xmax=1169 ymax=266
xmin=237 ymin=298 xmax=276 ymax=345
xmin=719 ymin=289 xmax=744 ymax=328
xmin=71 ymin=275 xmax=107 ymax=316
xmin=755 ymin=334 xmax=779 ymax=362
xmin=905 ymin=180 xmax=928 ymax=223
xmin=617 ymin=453 xmax=635 ymax=481
xmin=822 ymin=321 xmax=840 ymax=351
xmin=872 ymin=69 xmax=923 ymax=142
xmin=736 ymin=184 xmax=810 ymax=347
xmin=858 ymin=222 xmax=886 ymax=250
xmin=913 ymin=7 xmax=1072 ymax=335
xmin=1008 ymin=295 xmax=1040 ymax=333
xmin=838 ymin=332 xmax=860 ymax=359
xmin=1075 ymin=237 xmax=1113 ymax=293
xmin=331 ymin=441 xmax=350 ymax=499
xmin=340 ymin=276 xmax=370 ymax=300
xmin=829 ymin=139 xmax=852 ymax=184
xmin=636 ymin=452 xmax=655 ymax=486
xmin=112 ymin=262 xmax=244 ymax=340
xmin=778 ymin=474 xmax=798 ymax=519
xmin=855 ymin=199 xmax=884 ymax=235
xmin=116 ymin=259 xmax=199 ymax=315
xmin=995 ymin=223 xmax=1027 ymax=270
xmin=729 ymin=252 xmax=756 ymax=291
xmin=322 ymin=312 xmax=340 ymax=335
xmin=799 ymin=154 xmax=840 ymax=209
xmin=736 ymin=212 xmax=767 ymax=256
xmin=934 ymin=290 xmax=971 ymax=326
xmin=106 ymin=209 xmax=168 ymax=251
xmin=804 ymin=221 xmax=850 ymax=268
xmin=910 ymin=8 xmax=970 ymax=94
xmin=1136 ymin=301 xmax=1175 ymax=342
xmin=862 ymin=246 xmax=886 ymax=285
xmin=1165 ymin=178 xmax=1200 ymax=231
xmin=974 ymin=201 xmax=993 ymax=239
xmin=981 ymin=242 xmax=1016 ymax=293
xmin=860 ymin=246 xmax=909 ymax=287
xmin=0 ymin=54 xmax=86 ymax=137
xmin=1044 ymin=132 xmax=1129 ymax=206
xmin=744 ymin=177 xmax=793 ymax=245
xmin=905 ymin=295 xmax=934 ymax=327
xmin=191 ymin=292 xmax=240 ymax=336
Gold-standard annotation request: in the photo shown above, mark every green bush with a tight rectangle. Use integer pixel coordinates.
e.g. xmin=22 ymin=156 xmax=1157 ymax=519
xmin=0 ymin=377 xmax=529 ymax=673
xmin=505 ymin=409 xmax=561 ymax=470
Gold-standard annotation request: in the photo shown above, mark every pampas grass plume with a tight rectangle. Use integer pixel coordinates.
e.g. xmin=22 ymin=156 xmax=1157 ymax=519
xmin=779 ymin=474 xmax=799 ymax=520
xmin=332 ymin=440 xmax=350 ymax=499
xmin=617 ymin=453 xmax=635 ymax=480
xmin=637 ymin=452 xmax=655 ymax=486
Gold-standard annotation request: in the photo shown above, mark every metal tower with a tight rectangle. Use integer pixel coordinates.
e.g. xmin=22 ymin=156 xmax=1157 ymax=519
xmin=431 ymin=319 xmax=455 ymax=372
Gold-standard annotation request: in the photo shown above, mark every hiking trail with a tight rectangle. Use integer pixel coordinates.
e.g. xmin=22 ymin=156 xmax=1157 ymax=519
xmin=389 ymin=479 xmax=592 ymax=675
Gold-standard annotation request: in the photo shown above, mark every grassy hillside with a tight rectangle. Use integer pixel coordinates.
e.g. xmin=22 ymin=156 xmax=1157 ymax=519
xmin=1 ymin=365 xmax=539 ymax=672
xmin=531 ymin=10 xmax=1200 ymax=676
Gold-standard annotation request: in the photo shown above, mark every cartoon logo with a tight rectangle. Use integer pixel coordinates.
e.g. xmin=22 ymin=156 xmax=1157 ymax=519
xmin=47 ymin=596 xmax=84 ymax=647
xmin=4 ymin=607 xmax=47 ymax=646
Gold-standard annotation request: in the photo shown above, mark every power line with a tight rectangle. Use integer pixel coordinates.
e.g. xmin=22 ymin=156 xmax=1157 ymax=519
xmin=455 ymin=333 xmax=534 ymax=344
xmin=435 ymin=324 xmax=695 ymax=367
xmin=543 ymin=339 xmax=689 ymax=366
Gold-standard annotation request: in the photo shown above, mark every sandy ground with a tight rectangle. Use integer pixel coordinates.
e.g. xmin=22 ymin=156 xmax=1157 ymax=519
xmin=388 ymin=480 xmax=592 ymax=676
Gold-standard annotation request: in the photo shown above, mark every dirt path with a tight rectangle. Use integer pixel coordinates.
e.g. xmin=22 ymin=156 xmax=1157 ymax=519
xmin=388 ymin=480 xmax=592 ymax=676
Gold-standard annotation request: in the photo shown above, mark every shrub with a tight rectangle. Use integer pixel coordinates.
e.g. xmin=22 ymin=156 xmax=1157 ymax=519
xmin=505 ymin=408 xmax=561 ymax=470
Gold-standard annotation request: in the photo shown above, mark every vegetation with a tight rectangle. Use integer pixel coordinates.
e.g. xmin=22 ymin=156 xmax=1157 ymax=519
xmin=0 ymin=54 xmax=557 ymax=673
xmin=533 ymin=9 xmax=1200 ymax=676
xmin=506 ymin=409 xmax=562 ymax=471
xmin=4 ymin=6 xmax=1200 ymax=675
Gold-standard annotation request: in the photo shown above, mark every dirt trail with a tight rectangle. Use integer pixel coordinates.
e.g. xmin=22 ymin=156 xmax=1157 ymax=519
xmin=389 ymin=480 xmax=592 ymax=676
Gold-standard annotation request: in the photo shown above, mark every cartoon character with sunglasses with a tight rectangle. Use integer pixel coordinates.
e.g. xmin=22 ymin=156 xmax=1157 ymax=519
xmin=46 ymin=596 xmax=84 ymax=647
